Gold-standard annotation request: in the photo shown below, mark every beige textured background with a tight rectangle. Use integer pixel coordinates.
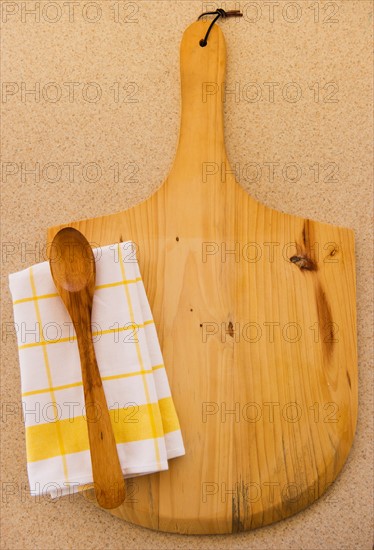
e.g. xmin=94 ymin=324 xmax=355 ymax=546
xmin=1 ymin=1 xmax=373 ymax=548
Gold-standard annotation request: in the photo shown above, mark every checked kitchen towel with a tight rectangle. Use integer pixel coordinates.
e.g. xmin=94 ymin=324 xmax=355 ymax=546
xmin=9 ymin=241 xmax=185 ymax=498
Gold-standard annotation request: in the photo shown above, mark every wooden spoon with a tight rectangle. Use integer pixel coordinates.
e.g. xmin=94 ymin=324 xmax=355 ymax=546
xmin=50 ymin=227 xmax=126 ymax=509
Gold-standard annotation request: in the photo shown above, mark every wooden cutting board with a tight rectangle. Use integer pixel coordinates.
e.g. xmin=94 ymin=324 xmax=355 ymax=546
xmin=47 ymin=20 xmax=357 ymax=534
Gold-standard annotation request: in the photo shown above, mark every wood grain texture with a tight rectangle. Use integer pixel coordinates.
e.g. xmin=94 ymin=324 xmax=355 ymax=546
xmin=50 ymin=228 xmax=126 ymax=510
xmin=47 ymin=21 xmax=357 ymax=534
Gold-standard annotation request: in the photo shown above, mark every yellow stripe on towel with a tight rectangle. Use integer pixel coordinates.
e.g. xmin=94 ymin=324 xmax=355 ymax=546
xmin=26 ymin=398 xmax=180 ymax=462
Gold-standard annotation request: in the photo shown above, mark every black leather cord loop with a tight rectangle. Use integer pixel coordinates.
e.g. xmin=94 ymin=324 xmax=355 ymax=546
xmin=197 ymin=9 xmax=243 ymax=47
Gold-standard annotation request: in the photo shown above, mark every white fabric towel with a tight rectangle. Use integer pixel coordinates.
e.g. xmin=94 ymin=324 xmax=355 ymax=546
xmin=9 ymin=241 xmax=185 ymax=498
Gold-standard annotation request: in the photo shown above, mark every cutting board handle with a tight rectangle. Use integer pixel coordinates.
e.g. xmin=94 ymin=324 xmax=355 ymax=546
xmin=170 ymin=21 xmax=229 ymax=178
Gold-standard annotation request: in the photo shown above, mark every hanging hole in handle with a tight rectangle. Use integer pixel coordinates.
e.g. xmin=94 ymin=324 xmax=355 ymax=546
xmin=199 ymin=39 xmax=207 ymax=47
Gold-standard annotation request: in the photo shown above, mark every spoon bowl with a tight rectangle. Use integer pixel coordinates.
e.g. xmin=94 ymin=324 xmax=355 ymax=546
xmin=50 ymin=227 xmax=96 ymax=293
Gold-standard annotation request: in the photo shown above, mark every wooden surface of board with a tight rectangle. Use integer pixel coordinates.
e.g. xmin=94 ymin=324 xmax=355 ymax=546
xmin=47 ymin=21 xmax=358 ymax=534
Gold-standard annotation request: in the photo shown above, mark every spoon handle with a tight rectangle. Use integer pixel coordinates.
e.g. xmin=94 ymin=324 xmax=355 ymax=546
xmin=74 ymin=309 xmax=126 ymax=509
